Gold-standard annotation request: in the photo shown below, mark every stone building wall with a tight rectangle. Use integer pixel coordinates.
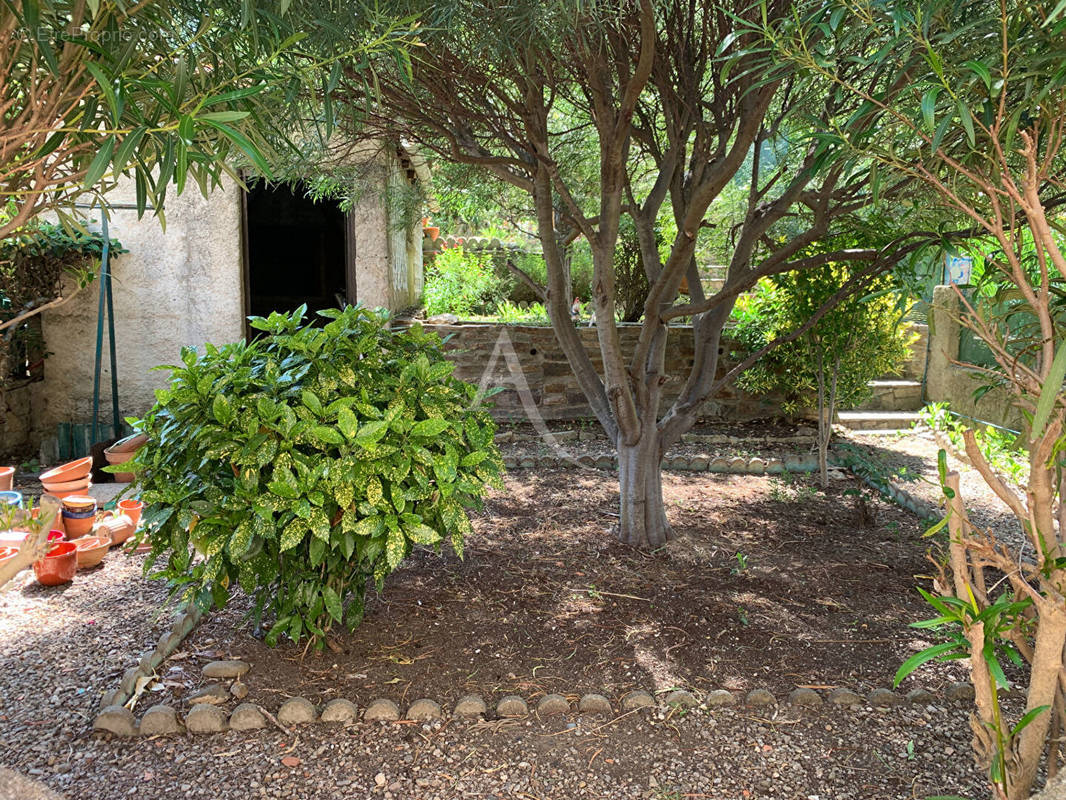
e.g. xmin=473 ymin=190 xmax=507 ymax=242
xmin=416 ymin=322 xmax=787 ymax=421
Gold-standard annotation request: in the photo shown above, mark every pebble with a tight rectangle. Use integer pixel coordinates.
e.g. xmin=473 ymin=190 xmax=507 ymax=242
xmin=496 ymin=696 xmax=529 ymax=717
xmin=745 ymin=689 xmax=776 ymax=706
xmin=320 ymin=698 xmax=358 ymax=724
xmin=187 ymin=683 xmax=229 ymax=705
xmin=906 ymin=688 xmax=936 ymax=705
xmin=93 ymin=705 xmax=137 ymax=737
xmin=946 ymin=681 xmax=975 ymax=702
xmin=869 ymin=688 xmax=903 ymax=707
xmin=364 ymin=699 xmax=400 ymax=721
xmin=789 ymin=688 xmax=823 ymax=707
xmin=277 ymin=696 xmax=317 ymax=725
xmin=705 ymin=690 xmax=737 ymax=707
xmin=664 ymin=690 xmax=697 ymax=708
xmin=228 ymin=703 xmax=267 ymax=731
xmin=139 ymin=704 xmax=183 ymax=736
xmin=828 ymin=688 xmax=863 ymax=706
xmin=621 ymin=690 xmax=656 ymax=710
xmin=577 ymin=693 xmax=612 ymax=715
xmin=406 ymin=699 xmax=443 ymax=721
xmin=230 ymin=681 xmax=248 ymax=700
xmin=185 ymin=704 xmax=227 ymax=734
xmin=537 ymin=694 xmax=570 ymax=716
xmin=202 ymin=660 xmax=250 ymax=679
xmin=453 ymin=695 xmax=488 ymax=717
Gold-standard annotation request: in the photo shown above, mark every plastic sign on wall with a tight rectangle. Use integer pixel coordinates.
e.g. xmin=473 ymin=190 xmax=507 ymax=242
xmin=944 ymin=253 xmax=973 ymax=285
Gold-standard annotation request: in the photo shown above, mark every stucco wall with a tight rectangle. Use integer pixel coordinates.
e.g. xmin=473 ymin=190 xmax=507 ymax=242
xmin=37 ymin=176 xmax=245 ymax=447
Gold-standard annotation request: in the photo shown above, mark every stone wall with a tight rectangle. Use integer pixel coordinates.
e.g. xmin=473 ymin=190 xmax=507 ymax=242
xmin=417 ymin=322 xmax=786 ymax=421
xmin=926 ymin=284 xmax=1023 ymax=429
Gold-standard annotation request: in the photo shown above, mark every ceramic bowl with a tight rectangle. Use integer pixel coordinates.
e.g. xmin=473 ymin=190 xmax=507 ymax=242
xmin=44 ymin=484 xmax=92 ymax=501
xmin=40 ymin=476 xmax=90 ymax=494
xmin=33 ymin=541 xmax=77 ymax=586
xmin=38 ymin=457 xmax=92 ymax=484
xmin=74 ymin=536 xmax=111 ymax=568
xmin=0 ymin=491 xmax=22 ymax=507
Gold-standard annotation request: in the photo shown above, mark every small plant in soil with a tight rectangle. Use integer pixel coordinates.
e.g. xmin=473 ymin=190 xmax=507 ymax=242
xmin=128 ymin=305 xmax=503 ymax=650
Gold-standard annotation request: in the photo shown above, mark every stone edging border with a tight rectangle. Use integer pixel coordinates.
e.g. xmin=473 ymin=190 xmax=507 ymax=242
xmin=502 ymin=452 xmax=824 ymax=474
xmin=93 ymin=679 xmax=978 ymax=738
xmin=98 ymin=604 xmax=203 ymax=710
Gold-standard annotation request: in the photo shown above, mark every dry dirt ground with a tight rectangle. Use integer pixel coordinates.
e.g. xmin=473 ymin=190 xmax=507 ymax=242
xmin=0 ymin=454 xmax=991 ymax=799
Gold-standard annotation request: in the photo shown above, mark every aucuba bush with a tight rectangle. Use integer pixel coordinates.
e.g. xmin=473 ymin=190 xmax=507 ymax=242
xmin=130 ymin=305 xmax=502 ymax=648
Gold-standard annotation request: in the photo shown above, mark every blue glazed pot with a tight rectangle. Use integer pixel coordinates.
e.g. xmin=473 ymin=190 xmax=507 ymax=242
xmin=0 ymin=491 xmax=22 ymax=508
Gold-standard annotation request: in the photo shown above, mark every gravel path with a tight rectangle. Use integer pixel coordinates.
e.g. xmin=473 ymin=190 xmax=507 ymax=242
xmin=844 ymin=429 xmax=1027 ymax=552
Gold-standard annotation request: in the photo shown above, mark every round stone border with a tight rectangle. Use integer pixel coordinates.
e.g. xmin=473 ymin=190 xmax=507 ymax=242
xmin=97 ymin=603 xmax=203 ymax=713
xmin=94 ymin=681 xmax=976 ymax=738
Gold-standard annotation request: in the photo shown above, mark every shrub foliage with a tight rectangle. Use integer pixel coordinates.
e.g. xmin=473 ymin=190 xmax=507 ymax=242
xmin=131 ymin=306 xmax=503 ymax=648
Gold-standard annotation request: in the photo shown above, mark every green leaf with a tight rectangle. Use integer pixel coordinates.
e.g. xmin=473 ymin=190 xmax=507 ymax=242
xmin=268 ymin=480 xmax=299 ymax=499
xmin=337 ymin=407 xmax=359 ymax=439
xmin=964 ymin=59 xmax=992 ymax=91
xmin=322 ymin=586 xmax=343 ymax=623
xmin=385 ymin=526 xmax=405 ymax=569
xmin=957 ymin=101 xmax=976 ymax=147
xmin=893 ymin=641 xmax=962 ymax=687
xmin=83 ymin=136 xmax=116 ymax=187
xmin=312 ymin=425 xmax=344 ymax=446
xmin=1031 ymin=341 xmax=1066 ymax=442
xmin=202 ymin=119 xmax=273 ymax=177
xmin=212 ymin=394 xmax=234 ymax=425
xmin=355 ymin=420 xmax=389 ymax=446
xmin=302 ymin=390 xmax=323 ymax=416
xmin=1011 ymin=705 xmax=1051 ymax=737
xmin=404 ymin=522 xmax=441 ymax=545
xmin=280 ymin=519 xmax=306 ymax=552
xmin=411 ymin=418 xmax=450 ymax=438
xmin=920 ymin=87 xmax=940 ymax=131
xmin=365 ymin=475 xmax=383 ymax=506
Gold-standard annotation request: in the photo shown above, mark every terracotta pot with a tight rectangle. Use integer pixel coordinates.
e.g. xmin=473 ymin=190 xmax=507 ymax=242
xmin=0 ymin=467 xmax=13 ymax=491
xmin=45 ymin=484 xmax=92 ymax=501
xmin=75 ymin=535 xmax=111 ymax=568
xmin=106 ymin=434 xmax=148 ymax=454
xmin=40 ymin=475 xmax=91 ymax=494
xmin=39 ymin=457 xmax=92 ymax=484
xmin=33 ymin=541 xmax=78 ymax=586
xmin=95 ymin=513 xmax=135 ymax=545
xmin=0 ymin=546 xmax=17 ymax=568
xmin=117 ymin=499 xmax=143 ymax=528
xmin=61 ymin=498 xmax=97 ymax=539
xmin=424 ymin=226 xmax=440 ymax=241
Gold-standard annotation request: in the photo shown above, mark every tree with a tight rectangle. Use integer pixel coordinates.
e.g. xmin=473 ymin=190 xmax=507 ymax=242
xmin=733 ymin=264 xmax=913 ymax=487
xmin=769 ymin=2 xmax=1066 ymax=796
xmin=315 ymin=0 xmax=925 ymax=547
xmin=0 ymin=0 xmax=414 ymax=242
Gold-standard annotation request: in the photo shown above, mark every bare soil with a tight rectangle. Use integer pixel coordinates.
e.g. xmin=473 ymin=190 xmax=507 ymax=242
xmin=174 ymin=468 xmax=964 ymax=713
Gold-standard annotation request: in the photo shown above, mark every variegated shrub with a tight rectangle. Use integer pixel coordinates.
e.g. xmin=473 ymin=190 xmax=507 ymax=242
xmin=128 ymin=305 xmax=502 ymax=649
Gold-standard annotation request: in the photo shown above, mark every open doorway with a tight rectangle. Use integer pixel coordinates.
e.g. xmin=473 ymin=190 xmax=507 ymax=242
xmin=243 ymin=180 xmax=353 ymax=328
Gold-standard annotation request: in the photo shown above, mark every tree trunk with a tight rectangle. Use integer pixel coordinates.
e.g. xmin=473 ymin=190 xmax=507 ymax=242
xmin=616 ymin=428 xmax=673 ymax=548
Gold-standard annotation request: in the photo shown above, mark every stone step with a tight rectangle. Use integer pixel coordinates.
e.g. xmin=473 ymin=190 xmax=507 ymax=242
xmin=858 ymin=379 xmax=923 ymax=412
xmin=837 ymin=410 xmax=922 ymax=431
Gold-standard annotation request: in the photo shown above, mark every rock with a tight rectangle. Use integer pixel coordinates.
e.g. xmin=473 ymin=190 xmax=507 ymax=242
xmin=496 ymin=695 xmax=529 ymax=717
xmin=202 ymin=659 xmax=250 ymax=679
xmin=320 ymin=698 xmax=358 ymax=724
xmin=94 ymin=705 xmax=137 ymax=737
xmin=946 ymin=681 xmax=975 ymax=702
xmin=119 ymin=667 xmax=140 ymax=697
xmin=230 ymin=681 xmax=248 ymax=700
xmin=98 ymin=689 xmax=121 ymax=710
xmin=185 ymin=704 xmax=227 ymax=734
xmin=374 ymin=773 xmax=387 ymax=787
xmin=187 ymin=683 xmax=229 ymax=705
xmin=0 ymin=766 xmax=66 ymax=800
xmin=536 ymin=694 xmax=570 ymax=716
xmin=869 ymin=688 xmax=903 ymax=707
xmin=788 ymin=688 xmax=823 ymax=707
xmin=139 ymin=704 xmax=183 ymax=736
xmin=703 ymin=691 xmax=737 ymax=708
xmin=578 ymin=694 xmax=612 ymax=715
xmin=906 ymin=688 xmax=936 ymax=705
xmin=364 ymin=698 xmax=400 ymax=721
xmin=406 ymin=699 xmax=443 ymax=721
xmin=621 ymin=690 xmax=656 ymax=710
xmin=453 ymin=695 xmax=488 ymax=717
xmin=228 ymin=703 xmax=267 ymax=731
xmin=664 ymin=690 xmax=697 ymax=708
xmin=745 ymin=689 xmax=776 ymax=706
xmin=277 ymin=696 xmax=317 ymax=725
xmin=827 ymin=688 xmax=863 ymax=706
xmin=689 ymin=456 xmax=710 ymax=471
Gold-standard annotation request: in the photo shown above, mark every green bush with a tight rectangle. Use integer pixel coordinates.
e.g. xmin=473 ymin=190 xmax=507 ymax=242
xmin=424 ymin=245 xmax=503 ymax=316
xmin=130 ymin=306 xmax=503 ymax=649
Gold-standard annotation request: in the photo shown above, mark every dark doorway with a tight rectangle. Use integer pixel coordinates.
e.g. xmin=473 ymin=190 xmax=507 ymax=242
xmin=243 ymin=180 xmax=351 ymax=326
